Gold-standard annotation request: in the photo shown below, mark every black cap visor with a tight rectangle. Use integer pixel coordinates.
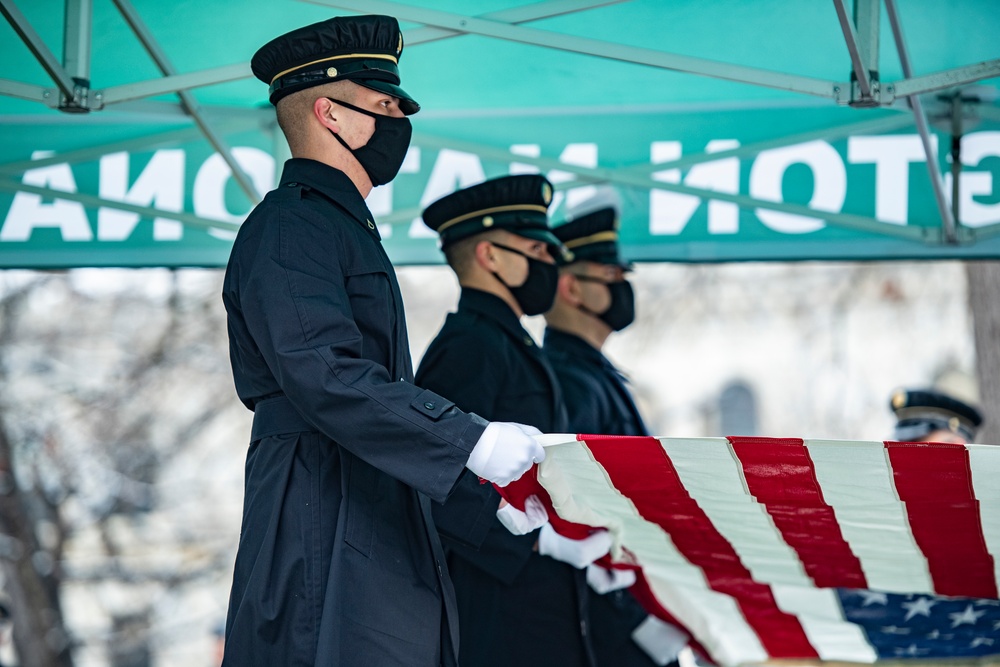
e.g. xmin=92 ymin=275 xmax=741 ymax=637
xmin=510 ymin=227 xmax=574 ymax=263
xmin=355 ymin=79 xmax=419 ymax=115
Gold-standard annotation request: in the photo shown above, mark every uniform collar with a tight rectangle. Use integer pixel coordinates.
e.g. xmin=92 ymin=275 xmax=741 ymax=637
xmin=458 ymin=288 xmax=533 ymax=341
xmin=544 ymin=327 xmax=606 ymax=367
xmin=278 ymin=158 xmax=380 ymax=238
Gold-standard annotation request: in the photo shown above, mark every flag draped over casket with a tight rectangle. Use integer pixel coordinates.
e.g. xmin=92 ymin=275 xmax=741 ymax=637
xmin=497 ymin=435 xmax=1000 ymax=666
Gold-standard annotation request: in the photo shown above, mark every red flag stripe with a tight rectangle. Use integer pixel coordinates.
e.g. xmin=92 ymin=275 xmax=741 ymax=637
xmin=728 ymin=437 xmax=868 ymax=589
xmin=585 ymin=435 xmax=817 ymax=658
xmin=885 ymin=442 xmax=998 ymax=598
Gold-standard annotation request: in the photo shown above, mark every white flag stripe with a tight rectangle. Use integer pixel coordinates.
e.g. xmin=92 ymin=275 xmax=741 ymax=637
xmin=769 ymin=585 xmax=877 ymax=663
xmin=805 ymin=440 xmax=934 ymax=594
xmin=664 ymin=438 xmax=875 ymax=661
xmin=538 ymin=440 xmax=768 ymax=666
xmin=968 ymin=444 xmax=1000 ymax=591
xmin=661 ymin=438 xmax=812 ymax=587
xmin=535 ymin=433 xmax=578 ymax=448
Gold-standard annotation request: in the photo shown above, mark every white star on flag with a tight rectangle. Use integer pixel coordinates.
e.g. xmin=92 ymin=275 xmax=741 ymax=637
xmin=949 ymin=604 xmax=987 ymax=628
xmin=971 ymin=638 xmax=996 ymax=648
xmin=859 ymin=591 xmax=889 ymax=606
xmin=902 ymin=597 xmax=937 ymax=621
xmin=895 ymin=644 xmax=929 ymax=657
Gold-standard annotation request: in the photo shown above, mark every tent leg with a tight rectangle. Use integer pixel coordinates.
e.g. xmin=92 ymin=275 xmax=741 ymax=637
xmin=62 ymin=0 xmax=92 ymax=101
xmin=950 ymin=94 xmax=962 ymax=227
xmin=832 ymin=0 xmax=874 ymax=102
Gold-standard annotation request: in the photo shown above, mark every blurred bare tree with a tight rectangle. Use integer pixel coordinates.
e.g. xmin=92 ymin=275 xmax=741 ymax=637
xmin=0 ymin=270 xmax=245 ymax=667
xmin=967 ymin=261 xmax=1000 ymax=444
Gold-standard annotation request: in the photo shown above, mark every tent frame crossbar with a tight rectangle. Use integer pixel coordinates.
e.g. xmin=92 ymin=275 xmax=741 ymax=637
xmin=89 ymin=0 xmax=627 ymax=107
xmin=0 ymin=0 xmax=79 ymax=102
xmin=398 ymin=130 xmax=939 ymax=244
xmin=619 ymin=113 xmax=914 ymax=176
xmin=110 ymin=0 xmax=260 ymax=204
xmin=306 ymin=0 xmax=843 ymax=99
xmin=0 ymin=178 xmax=241 ymax=231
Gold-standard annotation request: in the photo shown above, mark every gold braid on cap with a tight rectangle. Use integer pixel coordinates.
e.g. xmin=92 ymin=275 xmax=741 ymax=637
xmin=270 ymin=52 xmax=399 ymax=84
xmin=436 ymin=204 xmax=549 ymax=234
xmin=563 ymin=230 xmax=618 ymax=249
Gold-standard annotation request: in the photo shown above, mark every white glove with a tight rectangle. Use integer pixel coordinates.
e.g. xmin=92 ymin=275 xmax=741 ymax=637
xmin=466 ymin=422 xmax=545 ymax=486
xmin=586 ymin=563 xmax=637 ymax=593
xmin=631 ymin=615 xmax=689 ymax=666
xmin=496 ymin=495 xmax=549 ymax=535
xmin=537 ymin=524 xmax=612 ymax=569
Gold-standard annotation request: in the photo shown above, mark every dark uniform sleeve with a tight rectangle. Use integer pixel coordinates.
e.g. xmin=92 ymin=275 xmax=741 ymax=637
xmin=416 ymin=326 xmax=538 ymax=585
xmin=233 ymin=203 xmax=485 ymax=503
xmin=557 ymin=367 xmax=606 ymax=435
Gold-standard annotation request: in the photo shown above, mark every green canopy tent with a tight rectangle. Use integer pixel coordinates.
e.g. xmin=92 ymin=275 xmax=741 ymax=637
xmin=1 ymin=0 xmax=999 ymax=268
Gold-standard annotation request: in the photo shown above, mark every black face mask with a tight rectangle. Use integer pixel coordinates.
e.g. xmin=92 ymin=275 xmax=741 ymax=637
xmin=326 ymin=98 xmax=412 ymax=187
xmin=490 ymin=242 xmax=559 ymax=316
xmin=577 ymin=276 xmax=636 ymax=331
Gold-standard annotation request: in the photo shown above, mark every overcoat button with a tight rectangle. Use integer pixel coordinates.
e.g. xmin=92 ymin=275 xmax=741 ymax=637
xmin=424 ymin=402 xmax=435 ymax=410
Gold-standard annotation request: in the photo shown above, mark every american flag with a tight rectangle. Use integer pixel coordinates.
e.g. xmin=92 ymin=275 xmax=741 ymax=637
xmin=498 ymin=435 xmax=1000 ymax=665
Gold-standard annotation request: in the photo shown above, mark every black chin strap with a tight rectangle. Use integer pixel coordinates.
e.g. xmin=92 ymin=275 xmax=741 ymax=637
xmin=327 ymin=128 xmax=357 ymax=154
xmin=488 ymin=243 xmax=527 ymax=292
xmin=577 ymin=303 xmax=604 ymax=320
xmin=491 ymin=270 xmax=514 ymax=292
xmin=572 ymin=274 xmax=607 ymax=320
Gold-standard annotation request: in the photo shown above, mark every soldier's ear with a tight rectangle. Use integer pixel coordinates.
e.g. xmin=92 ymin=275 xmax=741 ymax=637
xmin=473 ymin=239 xmax=497 ymax=271
xmin=557 ymin=272 xmax=581 ymax=304
xmin=314 ymin=97 xmax=341 ymax=134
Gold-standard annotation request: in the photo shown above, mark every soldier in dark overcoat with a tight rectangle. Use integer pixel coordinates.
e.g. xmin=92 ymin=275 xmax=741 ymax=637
xmin=417 ymin=176 xmax=614 ymax=667
xmin=222 ymin=16 xmax=544 ymax=667
xmin=545 ymin=207 xmax=690 ymax=666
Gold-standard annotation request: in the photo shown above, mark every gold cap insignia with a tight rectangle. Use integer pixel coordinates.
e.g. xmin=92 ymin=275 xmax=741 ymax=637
xmin=541 ymin=182 xmax=552 ymax=205
xmin=949 ymin=417 xmax=961 ymax=432
xmin=326 ymin=67 xmax=338 ymax=78
xmin=891 ymin=391 xmax=907 ymax=409
xmin=397 ymin=33 xmax=403 ymax=56
xmin=482 ymin=216 xmax=494 ymax=227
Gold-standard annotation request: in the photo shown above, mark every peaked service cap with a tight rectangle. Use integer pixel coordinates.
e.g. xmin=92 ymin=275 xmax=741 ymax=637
xmin=553 ymin=207 xmax=632 ymax=269
xmin=422 ymin=175 xmax=573 ymax=262
xmin=890 ymin=388 xmax=983 ymax=442
xmin=251 ymin=14 xmax=419 ymax=114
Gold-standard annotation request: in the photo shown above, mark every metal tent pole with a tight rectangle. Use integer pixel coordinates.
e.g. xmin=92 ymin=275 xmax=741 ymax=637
xmin=884 ymin=0 xmax=957 ymax=244
xmin=306 ymin=0 xmax=842 ymax=99
xmin=111 ymin=0 xmax=261 ymax=204
xmin=623 ymin=114 xmax=913 ymax=177
xmin=61 ymin=0 xmax=92 ymax=112
xmin=833 ymin=0 xmax=875 ymax=104
xmin=0 ymin=0 xmax=78 ymax=102
xmin=0 ymin=180 xmax=241 ymax=232
xmin=409 ymin=130 xmax=937 ymax=243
